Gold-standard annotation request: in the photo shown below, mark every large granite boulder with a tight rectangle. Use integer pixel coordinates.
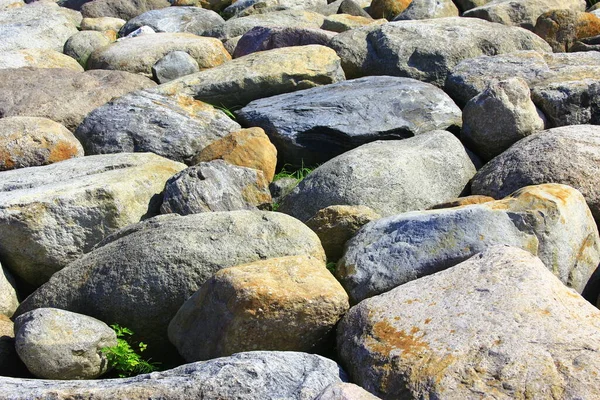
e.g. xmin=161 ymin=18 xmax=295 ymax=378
xmin=15 ymin=211 xmax=325 ymax=359
xmin=80 ymin=0 xmax=170 ymax=20
xmin=0 ymin=153 xmax=186 ymax=286
xmin=337 ymin=184 xmax=600 ymax=303
xmin=238 ymin=76 xmax=461 ymax=167
xmin=279 ymin=131 xmax=476 ymax=222
xmin=118 ymin=7 xmax=224 ymax=36
xmin=337 ymin=246 xmax=600 ymax=399
xmin=75 ymin=90 xmax=240 ymax=164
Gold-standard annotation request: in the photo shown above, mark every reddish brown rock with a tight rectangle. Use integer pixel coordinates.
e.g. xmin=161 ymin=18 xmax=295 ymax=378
xmin=369 ymin=0 xmax=412 ymax=19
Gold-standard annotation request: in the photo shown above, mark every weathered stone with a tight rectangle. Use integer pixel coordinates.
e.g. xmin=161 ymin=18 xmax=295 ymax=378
xmin=0 ymin=315 xmax=27 ymax=378
xmin=118 ymin=7 xmax=224 ymax=37
xmin=193 ymin=127 xmax=277 ymax=182
xmin=0 ymin=153 xmax=185 ymax=287
xmin=306 ymin=205 xmax=381 ymax=261
xmin=279 ymin=131 xmax=476 ymax=222
xmin=338 ymin=184 xmax=600 ymax=303
xmin=464 ymin=0 xmax=586 ymax=31
xmin=534 ymin=9 xmax=600 ymax=52
xmin=0 ymin=3 xmax=81 ymax=52
xmin=87 ymin=33 xmax=230 ymax=77
xmin=15 ymin=211 xmax=325 ymax=359
xmin=0 ymin=0 xmax=23 ymax=9
xmin=0 ymin=352 xmax=346 ymax=399
xmin=152 ymin=45 xmax=345 ymax=109
xmin=338 ymin=0 xmax=371 ymax=18
xmin=0 ymin=117 xmax=84 ymax=171
xmin=329 ymin=17 xmax=551 ymax=83
xmin=160 ymin=160 xmax=272 ymax=214
xmin=471 ymin=125 xmax=600 ymax=222
xmin=338 ymin=246 xmax=600 ymax=399
xmin=80 ymin=0 xmax=170 ymax=20
xmin=322 ymin=14 xmax=385 ymax=32
xmin=0 ymin=264 xmax=18 ymax=318
xmin=63 ymin=30 xmax=115 ymax=68
xmin=80 ymin=17 xmax=126 ymax=31
xmin=0 ymin=49 xmax=83 ymax=71
xmin=393 ymin=0 xmax=458 ymax=20
xmin=222 ymin=0 xmax=328 ymax=18
xmin=75 ymin=90 xmax=240 ymax=164
xmin=0 ymin=68 xmax=155 ymax=131
xmin=120 ymin=25 xmax=156 ymax=38
xmin=428 ymin=195 xmax=495 ymax=209
xmin=314 ymin=383 xmax=381 ymax=400
xmin=14 ymin=308 xmax=116 ymax=380
xmin=233 ymin=26 xmax=336 ymax=58
xmin=369 ymin=0 xmax=411 ymax=19
xmin=461 ymin=77 xmax=546 ymax=161
xmin=151 ymin=51 xmax=200 ymax=83
xmin=570 ymin=33 xmax=600 ymax=51
xmin=169 ymin=255 xmax=349 ymax=361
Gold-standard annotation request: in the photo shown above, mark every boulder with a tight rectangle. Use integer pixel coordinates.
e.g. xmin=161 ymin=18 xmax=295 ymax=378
xmin=461 ymin=77 xmax=546 ymax=161
xmin=0 ymin=117 xmax=84 ymax=171
xmin=80 ymin=0 xmax=170 ymax=20
xmin=337 ymin=0 xmax=371 ymax=18
xmin=15 ymin=211 xmax=325 ymax=359
xmin=75 ymin=90 xmax=240 ymax=165
xmin=534 ymin=9 xmax=600 ymax=52
xmin=0 ymin=352 xmax=346 ymax=399
xmin=80 ymin=17 xmax=126 ymax=31
xmin=63 ymin=30 xmax=115 ymax=68
xmin=428 ymin=194 xmax=495 ymax=209
xmin=278 ymin=131 xmax=476 ymax=222
xmin=305 ymin=205 xmax=381 ymax=261
xmin=87 ymin=33 xmax=230 ymax=77
xmin=0 ymin=153 xmax=186 ymax=287
xmin=464 ymin=0 xmax=586 ymax=30
xmin=237 ymin=76 xmax=462 ymax=167
xmin=337 ymin=246 xmax=600 ymax=399
xmin=0 ymin=264 xmax=18 ymax=318
xmin=570 ymin=33 xmax=600 ymax=51
xmin=0 ymin=3 xmax=81 ymax=52
xmin=393 ymin=0 xmax=458 ymax=20
xmin=233 ymin=26 xmax=336 ymax=58
xmin=222 ymin=0 xmax=328 ymax=18
xmin=471 ymin=125 xmax=600 ymax=222
xmin=160 ymin=160 xmax=272 ymax=214
xmin=338 ymin=184 xmax=600 ymax=303
xmin=0 ymin=49 xmax=83 ymax=71
xmin=314 ymin=383 xmax=380 ymax=400
xmin=152 ymin=51 xmax=200 ymax=83
xmin=369 ymin=0 xmax=411 ymax=19
xmin=168 ymin=255 xmax=349 ymax=361
xmin=0 ymin=68 xmax=155 ymax=132
xmin=14 ymin=308 xmax=116 ymax=380
xmin=118 ymin=7 xmax=224 ymax=37
xmin=322 ymin=14 xmax=385 ymax=32
xmin=328 ymin=17 xmax=551 ymax=83
xmin=193 ymin=127 xmax=277 ymax=182
xmin=152 ymin=45 xmax=345 ymax=109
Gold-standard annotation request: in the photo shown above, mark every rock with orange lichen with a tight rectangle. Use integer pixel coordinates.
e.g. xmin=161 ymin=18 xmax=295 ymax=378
xmin=337 ymin=184 xmax=600 ymax=303
xmin=0 ymin=117 xmax=83 ymax=171
xmin=369 ymin=0 xmax=412 ymax=19
xmin=428 ymin=195 xmax=495 ymax=210
xmin=168 ymin=255 xmax=348 ymax=361
xmin=338 ymin=245 xmax=600 ymax=399
xmin=534 ymin=9 xmax=600 ymax=52
xmin=75 ymin=90 xmax=240 ymax=165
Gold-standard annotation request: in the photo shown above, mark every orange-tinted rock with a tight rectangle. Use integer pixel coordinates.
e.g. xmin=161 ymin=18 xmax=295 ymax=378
xmin=428 ymin=195 xmax=496 ymax=209
xmin=369 ymin=0 xmax=412 ymax=19
xmin=534 ymin=9 xmax=600 ymax=52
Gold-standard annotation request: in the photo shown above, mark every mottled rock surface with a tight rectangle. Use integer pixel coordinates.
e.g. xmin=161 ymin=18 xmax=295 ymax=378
xmin=393 ymin=0 xmax=459 ymax=20
xmin=63 ymin=31 xmax=115 ymax=68
xmin=152 ymin=51 xmax=200 ymax=83
xmin=233 ymin=26 xmax=336 ymax=58
xmin=118 ymin=7 xmax=224 ymax=36
xmin=0 ymin=49 xmax=83 ymax=71
xmin=80 ymin=0 xmax=170 ymax=20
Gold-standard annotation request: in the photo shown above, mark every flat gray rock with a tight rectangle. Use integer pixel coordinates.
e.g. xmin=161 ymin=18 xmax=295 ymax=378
xmin=233 ymin=26 xmax=336 ymax=58
xmin=238 ymin=76 xmax=462 ymax=166
xmin=0 ymin=153 xmax=186 ymax=287
xmin=75 ymin=90 xmax=240 ymax=164
xmin=471 ymin=125 xmax=600 ymax=222
xmin=328 ymin=17 xmax=551 ymax=84
xmin=279 ymin=131 xmax=476 ymax=222
xmin=119 ymin=7 xmax=224 ymax=37
xmin=15 ymin=211 xmax=325 ymax=360
xmin=337 ymin=245 xmax=600 ymax=399
xmin=338 ymin=184 xmax=600 ymax=303
xmin=0 ymin=351 xmax=346 ymax=400
xmin=152 ymin=51 xmax=200 ymax=83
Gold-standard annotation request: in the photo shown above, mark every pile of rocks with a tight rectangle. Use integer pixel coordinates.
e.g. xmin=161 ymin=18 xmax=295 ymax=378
xmin=1 ymin=0 xmax=600 ymax=398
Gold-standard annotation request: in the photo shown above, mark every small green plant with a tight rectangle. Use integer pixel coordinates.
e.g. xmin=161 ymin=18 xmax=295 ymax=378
xmin=210 ymin=103 xmax=239 ymax=121
xmin=273 ymin=162 xmax=315 ymax=182
xmin=101 ymin=324 xmax=160 ymax=378
xmin=326 ymin=261 xmax=337 ymax=274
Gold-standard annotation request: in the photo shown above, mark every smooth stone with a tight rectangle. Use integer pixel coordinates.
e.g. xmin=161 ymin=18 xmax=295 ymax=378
xmin=63 ymin=31 xmax=115 ymax=68
xmin=393 ymin=0 xmax=459 ymax=20
xmin=151 ymin=51 xmax=200 ymax=83
xmin=118 ymin=7 xmax=224 ymax=37
xmin=0 ymin=264 xmax=18 ymax=317
xmin=233 ymin=26 xmax=336 ymax=58
xmin=222 ymin=0 xmax=328 ymax=18
xmin=80 ymin=0 xmax=170 ymax=20
xmin=80 ymin=17 xmax=126 ymax=31
xmin=0 ymin=49 xmax=83 ymax=71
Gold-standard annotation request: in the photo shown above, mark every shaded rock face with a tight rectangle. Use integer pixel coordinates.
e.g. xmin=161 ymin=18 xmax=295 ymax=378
xmin=328 ymin=17 xmax=551 ymax=84
xmin=0 ymin=153 xmax=186 ymax=287
xmin=337 ymin=183 xmax=600 ymax=303
xmin=168 ymin=255 xmax=349 ymax=362
xmin=118 ymin=7 xmax=224 ymax=37
xmin=80 ymin=0 xmax=170 ymax=20
xmin=0 ymin=68 xmax=155 ymax=132
xmin=237 ymin=76 xmax=462 ymax=167
xmin=14 ymin=308 xmax=117 ymax=380
xmin=337 ymin=246 xmax=600 ymax=399
xmin=152 ymin=45 xmax=346 ymax=109
xmin=279 ymin=131 xmax=476 ymax=222
xmin=0 ymin=352 xmax=346 ymax=400
xmin=15 ymin=211 xmax=325 ymax=360
xmin=0 ymin=315 xmax=27 ymax=378
xmin=471 ymin=125 xmax=600 ymax=223
xmin=160 ymin=160 xmax=272 ymax=215
xmin=233 ymin=26 xmax=336 ymax=58
xmin=75 ymin=90 xmax=240 ymax=164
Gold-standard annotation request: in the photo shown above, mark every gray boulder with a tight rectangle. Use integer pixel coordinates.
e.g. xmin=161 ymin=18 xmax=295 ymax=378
xmin=337 ymin=245 xmax=600 ymax=399
xmin=337 ymin=0 xmax=371 ymax=18
xmin=63 ymin=31 xmax=115 ymax=68
xmin=393 ymin=0 xmax=459 ymax=20
xmin=222 ymin=0 xmax=328 ymax=19
xmin=328 ymin=17 xmax=551 ymax=83
xmin=160 ymin=160 xmax=272 ymax=214
xmin=233 ymin=26 xmax=336 ymax=58
xmin=15 ymin=211 xmax=325 ymax=359
xmin=119 ymin=7 xmax=224 ymax=37
xmin=238 ymin=76 xmax=462 ymax=167
xmin=0 ymin=351 xmax=345 ymax=400
xmin=471 ymin=125 xmax=600 ymax=222
xmin=14 ymin=308 xmax=116 ymax=380
xmin=151 ymin=51 xmax=200 ymax=83
xmin=0 ymin=68 xmax=155 ymax=131
xmin=0 ymin=264 xmax=18 ymax=318
xmin=279 ymin=131 xmax=476 ymax=222
xmin=75 ymin=90 xmax=240 ymax=164
xmin=461 ymin=77 xmax=546 ymax=161
xmin=338 ymin=183 xmax=600 ymax=303
xmin=0 ymin=153 xmax=186 ymax=287
xmin=80 ymin=0 xmax=170 ymax=20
